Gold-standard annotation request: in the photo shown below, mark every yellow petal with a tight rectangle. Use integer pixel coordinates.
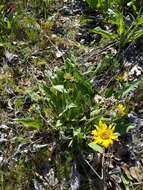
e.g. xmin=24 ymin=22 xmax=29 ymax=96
xmin=91 ymin=130 xmax=98 ymax=136
xmin=99 ymin=120 xmax=103 ymax=126
xmin=111 ymin=133 xmax=118 ymax=140
xmin=99 ymin=120 xmax=107 ymax=128
xmin=95 ymin=125 xmax=100 ymax=131
xmin=102 ymin=139 xmax=113 ymax=148
xmin=111 ymin=125 xmax=115 ymax=131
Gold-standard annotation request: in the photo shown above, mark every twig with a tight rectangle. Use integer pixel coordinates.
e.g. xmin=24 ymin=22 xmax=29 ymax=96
xmin=84 ymin=158 xmax=103 ymax=180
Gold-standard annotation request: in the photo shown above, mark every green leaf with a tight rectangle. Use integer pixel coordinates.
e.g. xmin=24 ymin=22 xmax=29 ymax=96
xmin=90 ymin=27 xmax=115 ymax=39
xmin=126 ymin=125 xmax=135 ymax=132
xmin=119 ymin=13 xmax=124 ymax=35
xmin=59 ymin=103 xmax=77 ymax=117
xmin=73 ymin=128 xmax=81 ymax=136
xmin=51 ymin=85 xmax=67 ymax=93
xmin=74 ymin=128 xmax=85 ymax=140
xmin=85 ymin=0 xmax=98 ymax=8
xmin=55 ymin=119 xmax=62 ymax=127
xmin=116 ymin=79 xmax=142 ymax=99
xmin=137 ymin=15 xmax=143 ymax=25
xmin=15 ymin=118 xmax=41 ymax=129
xmin=133 ymin=30 xmax=143 ymax=41
xmin=7 ymin=21 xmax=11 ymax=30
xmin=121 ymin=80 xmax=140 ymax=98
xmin=88 ymin=142 xmax=104 ymax=153
xmin=121 ymin=175 xmax=130 ymax=190
xmin=42 ymin=84 xmax=51 ymax=96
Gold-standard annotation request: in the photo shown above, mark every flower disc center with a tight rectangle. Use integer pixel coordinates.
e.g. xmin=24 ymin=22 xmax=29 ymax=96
xmin=101 ymin=131 xmax=110 ymax=139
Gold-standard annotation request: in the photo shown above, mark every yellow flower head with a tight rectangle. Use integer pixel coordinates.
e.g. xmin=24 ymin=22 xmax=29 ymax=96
xmin=116 ymin=104 xmax=125 ymax=113
xmin=91 ymin=120 xmax=118 ymax=148
xmin=64 ymin=73 xmax=74 ymax=80
xmin=116 ymin=71 xmax=128 ymax=82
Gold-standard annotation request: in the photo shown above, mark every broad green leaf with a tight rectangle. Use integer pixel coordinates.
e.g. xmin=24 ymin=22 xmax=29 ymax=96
xmin=59 ymin=103 xmax=77 ymax=117
xmin=90 ymin=27 xmax=115 ymax=39
xmin=66 ymin=103 xmax=77 ymax=110
xmin=15 ymin=118 xmax=41 ymax=129
xmin=116 ymin=79 xmax=142 ymax=99
xmin=119 ymin=13 xmax=124 ymax=35
xmin=88 ymin=142 xmax=104 ymax=153
xmin=51 ymin=85 xmax=67 ymax=93
xmin=121 ymin=80 xmax=140 ymax=98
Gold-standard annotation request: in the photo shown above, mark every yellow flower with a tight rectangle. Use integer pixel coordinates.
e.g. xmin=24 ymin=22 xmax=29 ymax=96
xmin=116 ymin=104 xmax=125 ymax=113
xmin=116 ymin=72 xmax=128 ymax=82
xmin=91 ymin=120 xmax=118 ymax=148
xmin=64 ymin=73 xmax=74 ymax=80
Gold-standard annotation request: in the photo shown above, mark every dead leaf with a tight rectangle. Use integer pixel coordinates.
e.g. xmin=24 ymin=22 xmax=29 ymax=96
xmin=129 ymin=166 xmax=142 ymax=181
xmin=122 ymin=164 xmax=132 ymax=180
